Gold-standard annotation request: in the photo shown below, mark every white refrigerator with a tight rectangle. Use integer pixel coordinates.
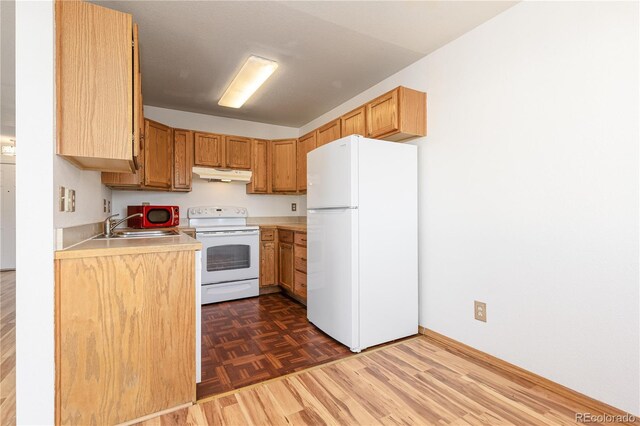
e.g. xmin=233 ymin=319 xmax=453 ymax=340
xmin=307 ymin=135 xmax=418 ymax=352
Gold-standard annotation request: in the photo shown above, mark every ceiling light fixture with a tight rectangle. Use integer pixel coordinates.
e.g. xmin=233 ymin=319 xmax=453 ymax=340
xmin=218 ymin=55 xmax=278 ymax=108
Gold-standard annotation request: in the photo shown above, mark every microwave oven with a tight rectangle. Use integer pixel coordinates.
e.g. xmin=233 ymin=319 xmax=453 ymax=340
xmin=127 ymin=205 xmax=180 ymax=228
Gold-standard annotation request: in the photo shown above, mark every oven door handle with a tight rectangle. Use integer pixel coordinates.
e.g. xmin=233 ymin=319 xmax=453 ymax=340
xmin=196 ymin=230 xmax=260 ymax=237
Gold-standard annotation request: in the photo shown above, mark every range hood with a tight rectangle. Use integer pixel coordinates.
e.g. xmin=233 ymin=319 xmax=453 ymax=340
xmin=193 ymin=167 xmax=252 ymax=183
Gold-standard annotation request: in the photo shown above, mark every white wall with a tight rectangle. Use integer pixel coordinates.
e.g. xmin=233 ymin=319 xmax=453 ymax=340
xmin=111 ymin=106 xmax=304 ymax=219
xmin=301 ymin=1 xmax=640 ymax=415
xmin=15 ymin=1 xmax=55 ymax=424
xmin=54 ymin=156 xmax=112 ymax=228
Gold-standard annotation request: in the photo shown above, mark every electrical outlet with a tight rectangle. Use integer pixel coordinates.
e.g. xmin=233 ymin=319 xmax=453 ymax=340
xmin=103 ymin=199 xmax=107 ymax=213
xmin=108 ymin=200 xmax=111 ymax=213
xmin=69 ymin=189 xmax=76 ymax=212
xmin=291 ymin=203 xmax=297 ymax=212
xmin=474 ymin=301 xmax=487 ymax=322
xmin=59 ymin=186 xmax=66 ymax=212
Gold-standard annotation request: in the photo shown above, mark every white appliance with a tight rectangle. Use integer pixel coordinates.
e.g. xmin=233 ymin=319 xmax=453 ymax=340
xmin=188 ymin=206 xmax=260 ymax=304
xmin=195 ymin=250 xmax=202 ymax=383
xmin=193 ymin=167 xmax=252 ymax=183
xmin=307 ymin=135 xmax=418 ymax=353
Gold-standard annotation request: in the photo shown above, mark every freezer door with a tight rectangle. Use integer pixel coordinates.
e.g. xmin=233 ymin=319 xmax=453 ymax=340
xmin=307 ymin=135 xmax=359 ymax=209
xmin=307 ymin=208 xmax=359 ymax=351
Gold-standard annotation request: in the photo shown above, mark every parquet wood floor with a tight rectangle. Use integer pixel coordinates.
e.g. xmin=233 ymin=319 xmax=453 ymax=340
xmin=198 ymin=293 xmax=353 ymax=400
xmin=0 ymin=271 xmax=15 ymax=426
xmin=141 ymin=336 xmax=636 ymax=426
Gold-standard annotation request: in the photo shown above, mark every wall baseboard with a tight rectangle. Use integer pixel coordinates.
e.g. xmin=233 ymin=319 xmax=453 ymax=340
xmin=418 ymin=326 xmax=637 ymax=422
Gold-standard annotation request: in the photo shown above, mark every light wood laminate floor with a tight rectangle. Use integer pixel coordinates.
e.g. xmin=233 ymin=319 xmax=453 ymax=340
xmin=139 ymin=335 xmax=628 ymax=426
xmin=1 ymin=271 xmax=15 ymax=426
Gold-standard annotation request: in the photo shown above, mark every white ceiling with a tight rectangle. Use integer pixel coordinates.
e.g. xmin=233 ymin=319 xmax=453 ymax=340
xmin=93 ymin=1 xmax=516 ymax=127
xmin=1 ymin=0 xmax=15 ymax=143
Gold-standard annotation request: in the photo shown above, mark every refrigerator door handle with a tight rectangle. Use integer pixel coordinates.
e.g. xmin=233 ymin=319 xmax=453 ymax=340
xmin=307 ymin=207 xmax=358 ymax=213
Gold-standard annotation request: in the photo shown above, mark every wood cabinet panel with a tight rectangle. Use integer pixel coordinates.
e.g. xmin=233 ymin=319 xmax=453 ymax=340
xmin=261 ymin=229 xmax=275 ymax=242
xmin=260 ymin=241 xmax=276 ymax=287
xmin=246 ymin=139 xmax=269 ymax=193
xmin=173 ymin=129 xmax=193 ymax=191
xmin=225 ymin=136 xmax=252 ymax=170
xmin=56 ymin=0 xmax=135 ymax=172
xmin=296 ymin=132 xmax=316 ymax=192
xmin=278 ymin=242 xmax=294 ymax=291
xmin=367 ymin=89 xmax=399 ymax=139
xmin=271 ymin=139 xmax=297 ymax=192
xmin=316 ymin=119 xmax=341 ymax=147
xmin=341 ymin=106 xmax=366 ymax=137
xmin=56 ymin=251 xmax=195 ymax=425
xmin=194 ymin=132 xmax=225 ymax=167
xmin=278 ymin=230 xmax=294 ymax=243
xmin=144 ymin=120 xmax=173 ymax=189
xmin=295 ymin=250 xmax=307 ymax=271
xmin=366 ymin=87 xmax=426 ymax=141
xmin=294 ymin=232 xmax=307 ymax=247
xmin=294 ymin=270 xmax=307 ymax=299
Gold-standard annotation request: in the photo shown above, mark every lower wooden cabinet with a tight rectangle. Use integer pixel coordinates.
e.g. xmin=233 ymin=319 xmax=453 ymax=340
xmin=293 ymin=231 xmax=307 ymax=300
xmin=278 ymin=241 xmax=294 ymax=291
xmin=55 ymin=250 xmax=196 ymax=425
xmin=260 ymin=237 xmax=276 ymax=287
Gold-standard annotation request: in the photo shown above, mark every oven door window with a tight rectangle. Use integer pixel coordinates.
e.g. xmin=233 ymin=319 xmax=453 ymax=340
xmin=206 ymin=244 xmax=251 ymax=271
xmin=146 ymin=208 xmax=171 ymax=224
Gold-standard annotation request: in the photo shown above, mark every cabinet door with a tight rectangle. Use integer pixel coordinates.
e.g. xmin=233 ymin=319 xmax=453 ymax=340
xmin=144 ymin=120 xmax=173 ymax=189
xmin=56 ymin=1 xmax=134 ymax=172
xmin=194 ymin=132 xmax=224 ymax=167
xmin=271 ymin=139 xmax=297 ymax=192
xmin=316 ymin=119 xmax=341 ymax=147
xmin=226 ymin=136 xmax=252 ymax=170
xmin=260 ymin=241 xmax=276 ymax=287
xmin=366 ymin=88 xmax=399 ymax=138
xmin=278 ymin=242 xmax=294 ymax=290
xmin=132 ymin=24 xmax=141 ymax=170
xmin=341 ymin=106 xmax=366 ymax=137
xmin=296 ymin=132 xmax=316 ymax=192
xmin=247 ymin=139 xmax=269 ymax=193
xmin=294 ymin=271 xmax=307 ymax=299
xmin=173 ymin=129 xmax=193 ymax=191
xmin=56 ymin=251 xmax=195 ymax=425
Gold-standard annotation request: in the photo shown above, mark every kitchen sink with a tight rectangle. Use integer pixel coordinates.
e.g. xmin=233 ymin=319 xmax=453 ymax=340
xmin=96 ymin=229 xmax=181 ymax=239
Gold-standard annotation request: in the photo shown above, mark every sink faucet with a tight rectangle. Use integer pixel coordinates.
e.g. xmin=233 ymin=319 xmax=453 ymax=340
xmin=103 ymin=213 xmax=143 ymax=238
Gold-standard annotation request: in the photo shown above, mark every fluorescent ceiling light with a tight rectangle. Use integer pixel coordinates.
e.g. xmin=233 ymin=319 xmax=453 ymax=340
xmin=218 ymin=56 xmax=278 ymax=108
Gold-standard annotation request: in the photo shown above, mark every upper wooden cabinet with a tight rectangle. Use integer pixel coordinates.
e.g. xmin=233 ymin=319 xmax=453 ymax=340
xmin=246 ymin=139 xmax=270 ymax=194
xmin=194 ymin=132 xmax=225 ymax=168
xmin=341 ymin=106 xmax=367 ymax=137
xmin=144 ymin=120 xmax=173 ymax=189
xmin=297 ymin=131 xmax=316 ymax=193
xmin=225 ymin=136 xmax=252 ymax=170
xmin=271 ymin=139 xmax=297 ymax=192
xmin=173 ymin=129 xmax=193 ymax=191
xmin=366 ymin=86 xmax=426 ymax=141
xmin=316 ymin=119 xmax=342 ymax=147
xmin=56 ymin=0 xmax=137 ymax=173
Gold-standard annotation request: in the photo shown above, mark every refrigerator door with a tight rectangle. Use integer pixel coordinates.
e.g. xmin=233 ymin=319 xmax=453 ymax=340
xmin=307 ymin=135 xmax=359 ymax=209
xmin=307 ymin=207 xmax=359 ymax=351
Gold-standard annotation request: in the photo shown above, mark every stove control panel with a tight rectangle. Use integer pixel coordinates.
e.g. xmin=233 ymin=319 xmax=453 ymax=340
xmin=187 ymin=206 xmax=248 ymax=218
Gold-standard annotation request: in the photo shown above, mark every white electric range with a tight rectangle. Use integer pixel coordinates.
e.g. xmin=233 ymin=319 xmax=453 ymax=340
xmin=188 ymin=206 xmax=260 ymax=304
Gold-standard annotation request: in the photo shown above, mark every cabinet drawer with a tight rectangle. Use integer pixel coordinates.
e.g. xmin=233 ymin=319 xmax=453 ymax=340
xmin=294 ymin=271 xmax=307 ymax=297
xmin=294 ymin=232 xmax=307 ymax=246
xmin=261 ymin=229 xmax=275 ymax=241
xmin=294 ymin=244 xmax=306 ymax=272
xmin=279 ymin=229 xmax=294 ymax=243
